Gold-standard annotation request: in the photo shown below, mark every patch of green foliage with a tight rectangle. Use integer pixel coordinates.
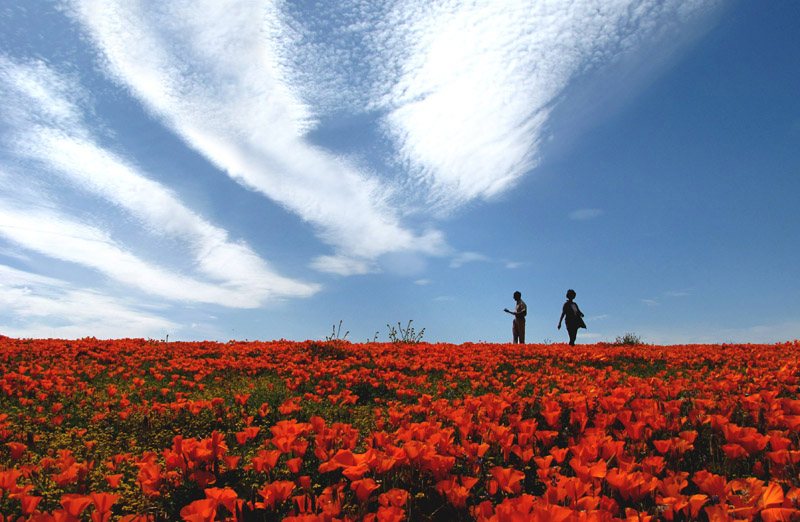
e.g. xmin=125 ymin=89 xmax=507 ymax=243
xmin=614 ymin=332 xmax=644 ymax=346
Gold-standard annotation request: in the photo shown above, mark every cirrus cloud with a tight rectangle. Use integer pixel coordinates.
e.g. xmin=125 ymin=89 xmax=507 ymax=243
xmin=68 ymin=0 xmax=717 ymax=263
xmin=0 ymin=55 xmax=319 ymax=306
xmin=68 ymin=0 xmax=449 ymax=272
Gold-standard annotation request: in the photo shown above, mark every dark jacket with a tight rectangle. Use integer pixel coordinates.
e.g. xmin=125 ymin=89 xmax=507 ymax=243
xmin=562 ymin=300 xmax=586 ymax=329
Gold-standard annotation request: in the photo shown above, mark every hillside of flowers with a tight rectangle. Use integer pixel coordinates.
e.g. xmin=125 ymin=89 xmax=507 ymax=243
xmin=1 ymin=336 xmax=800 ymax=521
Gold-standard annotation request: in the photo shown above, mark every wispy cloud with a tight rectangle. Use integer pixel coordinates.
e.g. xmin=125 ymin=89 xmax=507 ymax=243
xmin=449 ymin=251 xmax=489 ymax=269
xmin=375 ymin=0 xmax=716 ymax=209
xmin=0 ymin=55 xmax=318 ymax=305
xmin=309 ymin=255 xmax=375 ymax=277
xmin=637 ymin=291 xmax=690 ymax=308
xmin=69 ymin=0 xmax=448 ymax=273
xmin=0 ymin=202 xmax=263 ymax=307
xmin=21 ymin=131 xmax=319 ymax=301
xmin=67 ymin=0 xmax=716 ymax=268
xmin=569 ymin=208 xmax=605 ymax=221
xmin=0 ymin=264 xmax=178 ymax=339
xmin=642 ymin=321 xmax=800 ymax=345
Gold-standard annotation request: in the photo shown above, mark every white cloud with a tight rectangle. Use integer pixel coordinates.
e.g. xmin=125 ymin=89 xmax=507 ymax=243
xmin=0 ymin=264 xmax=179 ymax=339
xmin=67 ymin=0 xmax=716 ymax=264
xmin=0 ymin=203 xmax=264 ymax=307
xmin=642 ymin=322 xmax=800 ymax=345
xmin=569 ymin=208 xmax=605 ymax=221
xmin=0 ymin=56 xmax=85 ymax=132
xmin=640 ymin=298 xmax=660 ymax=306
xmin=69 ymin=0 xmax=448 ymax=268
xmin=309 ymin=255 xmax=375 ymax=277
xmin=0 ymin=55 xmax=318 ymax=304
xmin=0 ymin=246 xmax=30 ymax=262
xmin=373 ymin=0 xmax=716 ymax=209
xmin=20 ymin=128 xmax=320 ymax=300
xmin=449 ymin=251 xmax=489 ymax=269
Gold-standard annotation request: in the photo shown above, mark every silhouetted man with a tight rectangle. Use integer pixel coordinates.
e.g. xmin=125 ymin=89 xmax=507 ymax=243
xmin=504 ymin=291 xmax=527 ymax=343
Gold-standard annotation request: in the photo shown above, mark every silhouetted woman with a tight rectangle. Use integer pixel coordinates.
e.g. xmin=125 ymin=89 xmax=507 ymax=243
xmin=558 ymin=289 xmax=586 ymax=346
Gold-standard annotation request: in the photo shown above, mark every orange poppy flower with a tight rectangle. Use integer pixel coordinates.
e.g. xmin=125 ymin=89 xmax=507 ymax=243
xmin=204 ymin=487 xmax=238 ymax=514
xmin=6 ymin=442 xmax=26 ymax=461
xmin=379 ymin=488 xmax=409 ymax=508
xmin=376 ymin=506 xmax=405 ymax=522
xmin=179 ymin=498 xmax=217 ymax=522
xmin=549 ymin=447 xmax=569 ymax=464
xmin=59 ymin=494 xmax=93 ymax=518
xmin=258 ymin=480 xmax=295 ymax=509
xmin=760 ymin=482 xmax=786 ymax=509
xmin=252 ymin=449 xmax=281 ymax=473
xmin=687 ymin=494 xmax=709 ymax=518
xmin=89 ymin=492 xmax=120 ymax=514
xmin=0 ymin=469 xmax=22 ymax=492
xmin=722 ymin=443 xmax=748 ymax=460
xmin=761 ymin=508 xmax=800 ymax=522
xmin=286 ymin=457 xmax=303 ymax=474
xmin=489 ymin=465 xmax=525 ymax=495
xmin=693 ymin=470 xmax=727 ymax=498
xmin=351 ymin=478 xmax=379 ymax=503
xmin=19 ymin=494 xmax=43 ymax=515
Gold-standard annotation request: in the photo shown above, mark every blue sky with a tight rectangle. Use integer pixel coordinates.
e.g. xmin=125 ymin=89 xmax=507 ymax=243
xmin=0 ymin=1 xmax=798 ymax=344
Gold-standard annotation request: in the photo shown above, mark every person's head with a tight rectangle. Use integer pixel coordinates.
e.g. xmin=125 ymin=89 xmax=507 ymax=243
xmin=566 ymin=289 xmax=576 ymax=300
xmin=513 ymin=291 xmax=521 ymax=301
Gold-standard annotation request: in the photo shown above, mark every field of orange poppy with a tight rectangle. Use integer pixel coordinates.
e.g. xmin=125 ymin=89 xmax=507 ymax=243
xmin=1 ymin=336 xmax=800 ymax=521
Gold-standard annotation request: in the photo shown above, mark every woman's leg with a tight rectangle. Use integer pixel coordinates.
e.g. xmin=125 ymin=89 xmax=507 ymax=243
xmin=568 ymin=327 xmax=578 ymax=346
